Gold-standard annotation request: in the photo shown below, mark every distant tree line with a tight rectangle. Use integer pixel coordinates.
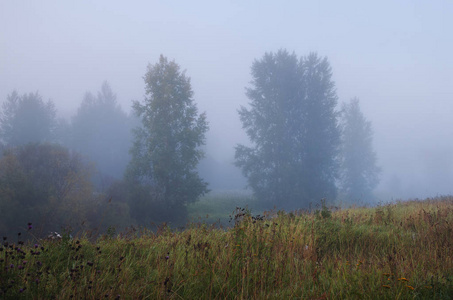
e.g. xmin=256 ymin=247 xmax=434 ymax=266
xmin=0 ymin=50 xmax=379 ymax=236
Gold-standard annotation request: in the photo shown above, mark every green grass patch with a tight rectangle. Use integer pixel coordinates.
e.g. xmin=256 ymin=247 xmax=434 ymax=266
xmin=187 ymin=190 xmax=267 ymax=226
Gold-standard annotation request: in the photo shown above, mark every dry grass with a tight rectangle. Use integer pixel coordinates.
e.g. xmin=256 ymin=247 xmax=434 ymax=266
xmin=1 ymin=196 xmax=452 ymax=299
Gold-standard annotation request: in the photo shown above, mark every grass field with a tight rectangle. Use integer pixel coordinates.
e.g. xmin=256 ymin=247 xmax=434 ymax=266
xmin=187 ymin=190 xmax=263 ymax=227
xmin=1 ymin=195 xmax=452 ymax=299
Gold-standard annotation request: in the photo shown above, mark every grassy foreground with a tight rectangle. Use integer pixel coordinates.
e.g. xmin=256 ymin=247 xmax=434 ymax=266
xmin=1 ymin=197 xmax=452 ymax=299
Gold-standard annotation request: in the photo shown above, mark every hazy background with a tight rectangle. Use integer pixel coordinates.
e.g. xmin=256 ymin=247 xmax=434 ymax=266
xmin=1 ymin=0 xmax=452 ymax=200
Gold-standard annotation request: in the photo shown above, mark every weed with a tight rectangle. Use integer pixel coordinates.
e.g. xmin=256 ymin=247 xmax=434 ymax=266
xmin=0 ymin=196 xmax=452 ymax=299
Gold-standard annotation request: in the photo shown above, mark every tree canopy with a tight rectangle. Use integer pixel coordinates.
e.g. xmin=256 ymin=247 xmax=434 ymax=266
xmin=69 ymin=82 xmax=132 ymax=181
xmin=0 ymin=91 xmax=57 ymax=146
xmin=235 ymin=50 xmax=340 ymax=210
xmin=0 ymin=143 xmax=94 ymax=234
xmin=339 ymin=98 xmax=380 ymax=202
xmin=127 ymin=55 xmax=209 ymax=225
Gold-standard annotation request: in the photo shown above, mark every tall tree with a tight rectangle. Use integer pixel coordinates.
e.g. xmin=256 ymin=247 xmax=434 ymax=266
xmin=70 ymin=82 xmax=132 ymax=180
xmin=235 ymin=50 xmax=340 ymax=210
xmin=0 ymin=91 xmax=57 ymax=146
xmin=339 ymin=98 xmax=380 ymax=202
xmin=127 ymin=55 xmax=208 ymax=224
xmin=302 ymin=53 xmax=341 ymax=205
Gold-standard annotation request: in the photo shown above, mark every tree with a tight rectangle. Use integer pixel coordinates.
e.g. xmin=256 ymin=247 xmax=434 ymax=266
xmin=339 ymin=98 xmax=380 ymax=202
xmin=0 ymin=91 xmax=57 ymax=146
xmin=69 ymin=82 xmax=132 ymax=181
xmin=301 ymin=53 xmax=341 ymax=205
xmin=127 ymin=55 xmax=209 ymax=225
xmin=235 ymin=50 xmax=340 ymax=210
xmin=0 ymin=143 xmax=95 ymax=235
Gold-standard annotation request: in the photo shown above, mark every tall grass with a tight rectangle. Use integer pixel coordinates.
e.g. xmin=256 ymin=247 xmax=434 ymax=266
xmin=1 ymin=196 xmax=452 ymax=299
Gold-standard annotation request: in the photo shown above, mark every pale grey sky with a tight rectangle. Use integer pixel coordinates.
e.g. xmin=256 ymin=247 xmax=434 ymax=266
xmin=1 ymin=0 xmax=452 ymax=199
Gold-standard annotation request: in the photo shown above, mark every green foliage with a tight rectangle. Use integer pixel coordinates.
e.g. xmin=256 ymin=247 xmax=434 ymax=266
xmin=0 ymin=91 xmax=57 ymax=146
xmin=126 ymin=55 xmax=209 ymax=226
xmin=340 ymin=98 xmax=380 ymax=202
xmin=235 ymin=50 xmax=340 ymax=211
xmin=1 ymin=197 xmax=451 ymax=299
xmin=0 ymin=143 xmax=95 ymax=235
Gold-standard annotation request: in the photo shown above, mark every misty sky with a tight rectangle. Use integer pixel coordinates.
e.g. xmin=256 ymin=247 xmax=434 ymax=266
xmin=1 ymin=1 xmax=452 ymax=199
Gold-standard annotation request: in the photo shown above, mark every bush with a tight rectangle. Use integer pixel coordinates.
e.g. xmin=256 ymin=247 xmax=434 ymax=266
xmin=0 ymin=143 xmax=95 ymax=236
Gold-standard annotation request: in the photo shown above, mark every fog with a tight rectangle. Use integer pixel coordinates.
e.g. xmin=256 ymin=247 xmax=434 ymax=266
xmin=1 ymin=1 xmax=452 ymax=200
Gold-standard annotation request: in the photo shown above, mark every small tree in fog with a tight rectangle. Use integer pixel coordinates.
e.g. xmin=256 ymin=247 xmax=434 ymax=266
xmin=0 ymin=91 xmax=57 ymax=146
xmin=127 ymin=55 xmax=209 ymax=225
xmin=339 ymin=98 xmax=380 ymax=202
xmin=235 ymin=50 xmax=340 ymax=210
xmin=0 ymin=143 xmax=94 ymax=234
xmin=70 ymin=82 xmax=132 ymax=181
